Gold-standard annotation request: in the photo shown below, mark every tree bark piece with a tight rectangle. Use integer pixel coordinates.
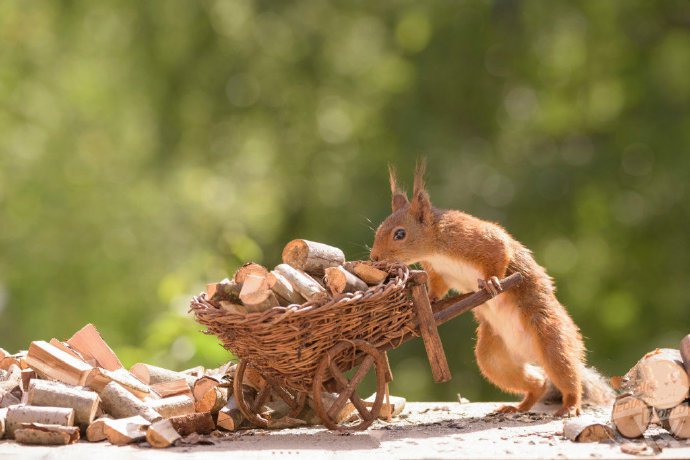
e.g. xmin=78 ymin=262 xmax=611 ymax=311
xmin=24 ymin=341 xmax=93 ymax=386
xmin=151 ymin=379 xmax=193 ymax=399
xmin=411 ymin=283 xmax=452 ymax=383
xmin=266 ymin=271 xmax=306 ymax=305
xmin=86 ymin=416 xmax=110 ymax=442
xmin=563 ymin=416 xmax=615 ymax=442
xmin=168 ymin=412 xmax=215 ymax=436
xmin=239 ymin=274 xmax=280 ymax=312
xmin=146 ymin=418 xmax=181 ymax=448
xmin=148 ymin=395 xmax=195 ymax=419
xmin=195 ymin=387 xmax=228 ymax=414
xmin=343 ymin=262 xmax=388 ymax=285
xmin=661 ymin=402 xmax=690 ymax=439
xmin=67 ymin=324 xmax=123 ymax=371
xmin=15 ymin=423 xmax=80 ymax=445
xmin=623 ymin=348 xmax=689 ymax=409
xmin=216 ymin=396 xmax=244 ymax=431
xmin=85 ymin=367 xmax=150 ymax=400
xmin=274 ymin=264 xmax=328 ymax=302
xmin=206 ymin=278 xmax=242 ymax=303
xmin=281 ymin=240 xmax=345 ymax=275
xmin=324 ymin=266 xmax=368 ymax=295
xmin=680 ymin=335 xmax=690 ymax=377
xmin=130 ymin=363 xmax=195 ymax=387
xmin=612 ymin=394 xmax=652 ymax=438
xmin=5 ymin=405 xmax=75 ymax=438
xmin=26 ymin=379 xmax=100 ymax=428
xmin=233 ymin=262 xmax=269 ymax=284
xmin=102 ymin=415 xmax=149 ymax=445
xmin=99 ymin=382 xmax=161 ymax=422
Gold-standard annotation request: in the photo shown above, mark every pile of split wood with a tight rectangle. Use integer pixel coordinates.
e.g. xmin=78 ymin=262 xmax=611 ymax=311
xmin=206 ymin=239 xmax=388 ymax=314
xmin=611 ymin=334 xmax=690 ymax=439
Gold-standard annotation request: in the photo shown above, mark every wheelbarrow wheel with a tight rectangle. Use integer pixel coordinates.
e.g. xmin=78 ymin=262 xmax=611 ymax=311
xmin=233 ymin=359 xmax=307 ymax=428
xmin=312 ymin=340 xmax=387 ymax=431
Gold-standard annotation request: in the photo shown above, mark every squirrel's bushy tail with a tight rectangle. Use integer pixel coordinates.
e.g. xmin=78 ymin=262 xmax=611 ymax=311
xmin=542 ymin=366 xmax=615 ymax=406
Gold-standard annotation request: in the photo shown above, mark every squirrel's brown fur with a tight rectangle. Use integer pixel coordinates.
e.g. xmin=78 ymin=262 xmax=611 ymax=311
xmin=370 ymin=161 xmax=613 ymax=416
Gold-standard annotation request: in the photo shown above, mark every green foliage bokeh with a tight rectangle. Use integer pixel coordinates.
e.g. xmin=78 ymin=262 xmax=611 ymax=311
xmin=1 ymin=0 xmax=689 ymax=402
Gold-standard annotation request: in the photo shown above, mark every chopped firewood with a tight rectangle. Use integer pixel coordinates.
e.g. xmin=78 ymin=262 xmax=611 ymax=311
xmin=266 ymin=270 xmax=306 ymax=305
xmin=24 ymin=341 xmax=93 ymax=386
xmin=342 ymin=393 xmax=406 ymax=420
xmin=148 ymin=395 xmax=195 ymax=419
xmin=274 ymin=264 xmax=328 ymax=302
xmin=623 ymin=348 xmax=689 ymax=409
xmin=563 ymin=416 xmax=615 ymax=442
xmin=48 ymin=339 xmax=87 ymax=363
xmin=192 ymin=375 xmax=221 ymax=402
xmin=204 ymin=361 xmax=235 ymax=377
xmin=146 ymin=418 xmax=181 ymax=448
xmin=1 ymin=392 xmax=20 ymax=409
xmin=102 ymin=415 xmax=149 ymax=445
xmin=343 ymin=262 xmax=388 ymax=285
xmin=308 ymin=392 xmax=354 ymax=424
xmin=195 ymin=387 xmax=228 ymax=414
xmin=168 ymin=412 xmax=215 ymax=436
xmin=5 ymin=405 xmax=75 ymax=438
xmin=85 ymin=367 xmax=150 ymax=400
xmin=680 ymin=335 xmax=690 ymax=377
xmin=233 ymin=262 xmax=269 ymax=284
xmin=151 ymin=379 xmax=193 ymax=399
xmin=239 ymin=274 xmax=280 ymax=312
xmin=130 ymin=363 xmax=195 ymax=388
xmin=612 ymin=394 xmax=652 ymax=438
xmin=99 ymin=382 xmax=161 ymax=422
xmin=324 ymin=266 xmax=368 ymax=295
xmin=26 ymin=379 xmax=100 ymax=428
xmin=67 ymin=324 xmax=123 ymax=371
xmin=0 ymin=357 xmax=20 ymax=371
xmin=15 ymin=423 xmax=80 ymax=445
xmin=216 ymin=396 xmax=244 ymax=431
xmin=20 ymin=369 xmax=36 ymax=392
xmin=180 ymin=366 xmax=205 ymax=379
xmin=218 ymin=301 xmax=246 ymax=314
xmin=85 ymin=416 xmax=111 ymax=442
xmin=282 ymin=239 xmax=345 ymax=275
xmin=661 ymin=402 xmax=690 ymax=439
xmin=0 ymin=364 xmax=21 ymax=393
xmin=206 ymin=278 xmax=242 ymax=303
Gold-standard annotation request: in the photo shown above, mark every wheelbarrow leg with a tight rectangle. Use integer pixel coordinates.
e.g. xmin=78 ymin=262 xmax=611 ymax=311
xmin=411 ymin=283 xmax=452 ymax=383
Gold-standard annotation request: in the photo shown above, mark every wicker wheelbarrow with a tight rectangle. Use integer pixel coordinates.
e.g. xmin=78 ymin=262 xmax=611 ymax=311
xmin=190 ymin=262 xmax=522 ymax=432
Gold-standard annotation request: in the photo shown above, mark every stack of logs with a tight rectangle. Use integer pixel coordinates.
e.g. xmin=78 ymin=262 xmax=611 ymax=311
xmin=612 ymin=334 xmax=690 ymax=439
xmin=207 ymin=239 xmax=388 ymax=314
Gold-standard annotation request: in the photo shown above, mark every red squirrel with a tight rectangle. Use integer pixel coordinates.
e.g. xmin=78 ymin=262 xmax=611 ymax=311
xmin=370 ymin=161 xmax=613 ymax=416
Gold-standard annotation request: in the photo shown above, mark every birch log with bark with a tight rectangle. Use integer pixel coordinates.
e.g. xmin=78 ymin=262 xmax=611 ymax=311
xmin=233 ymin=262 xmax=269 ymax=284
xmin=5 ymin=405 xmax=75 ymax=438
xmin=26 ymin=379 xmax=100 ymax=427
xmin=563 ymin=416 xmax=615 ymax=442
xmin=661 ymin=402 xmax=690 ymax=439
xmin=282 ymin=240 xmax=345 ymax=275
xmin=612 ymin=394 xmax=652 ymax=438
xmin=14 ymin=423 xmax=80 ymax=445
xmin=324 ymin=266 xmax=368 ymax=295
xmin=99 ymin=382 xmax=161 ymax=422
xmin=129 ymin=363 xmax=195 ymax=388
xmin=239 ymin=274 xmax=279 ymax=312
xmin=343 ymin=262 xmax=388 ymax=285
xmin=206 ymin=278 xmax=242 ymax=303
xmin=194 ymin=387 xmax=228 ymax=414
xmin=274 ymin=264 xmax=328 ymax=302
xmin=216 ymin=396 xmax=244 ymax=431
xmin=623 ymin=348 xmax=689 ymax=409
xmin=147 ymin=395 xmax=195 ymax=419
xmin=266 ymin=271 xmax=305 ymax=305
xmin=85 ymin=367 xmax=150 ymax=400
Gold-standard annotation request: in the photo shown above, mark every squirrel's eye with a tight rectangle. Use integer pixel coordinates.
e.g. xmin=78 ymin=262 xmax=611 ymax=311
xmin=393 ymin=228 xmax=406 ymax=240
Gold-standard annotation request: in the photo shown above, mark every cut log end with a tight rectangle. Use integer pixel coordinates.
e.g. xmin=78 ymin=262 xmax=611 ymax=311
xmin=612 ymin=395 xmax=652 ymax=439
xmin=281 ymin=240 xmax=345 ymax=274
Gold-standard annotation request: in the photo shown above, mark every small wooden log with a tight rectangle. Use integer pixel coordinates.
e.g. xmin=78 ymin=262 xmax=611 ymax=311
xmin=15 ymin=423 xmax=80 ymax=445
xmin=411 ymin=283 xmax=452 ymax=383
xmin=0 ymin=356 xmax=20 ymax=371
xmin=680 ymin=335 xmax=690 ymax=377
xmin=24 ymin=341 xmax=93 ymax=386
xmin=148 ymin=395 xmax=195 ymax=419
xmin=563 ymin=416 xmax=615 ymax=442
xmin=233 ymin=262 xmax=269 ymax=284
xmin=195 ymin=387 xmax=228 ymax=414
xmin=192 ymin=375 xmax=221 ymax=402
xmin=102 ymin=415 xmax=149 ymax=445
xmin=216 ymin=396 xmax=244 ymax=431
xmin=343 ymin=262 xmax=388 ymax=285
xmin=0 ymin=391 xmax=20 ymax=409
xmin=26 ymin=379 xmax=100 ymax=427
xmin=5 ymin=405 xmax=75 ymax=438
xmin=180 ymin=366 xmax=205 ymax=379
xmin=281 ymin=239 xmax=345 ymax=275
xmin=661 ymin=402 xmax=690 ymax=439
xmin=218 ymin=301 xmax=247 ymax=314
xmin=274 ymin=264 xmax=328 ymax=302
xmin=266 ymin=270 xmax=306 ymax=305
xmin=612 ymin=394 xmax=652 ymax=438
xmin=624 ymin=348 xmax=689 ymax=409
xmin=85 ymin=416 xmax=110 ymax=442
xmin=130 ymin=363 xmax=195 ymax=387
xmin=308 ymin=392 xmax=354 ymax=424
xmin=324 ymin=266 xmax=368 ymax=295
xmin=20 ymin=369 xmax=36 ymax=392
xmin=151 ymin=379 xmax=193 ymax=399
xmin=206 ymin=278 xmax=242 ymax=303
xmin=168 ymin=412 xmax=215 ymax=436
xmin=239 ymin=274 xmax=280 ymax=312
xmin=67 ymin=324 xmax=123 ymax=371
xmin=146 ymin=418 xmax=181 ymax=448
xmin=85 ymin=367 xmax=150 ymax=400
xmin=99 ymin=382 xmax=161 ymax=422
xmin=49 ymin=338 xmax=87 ymax=363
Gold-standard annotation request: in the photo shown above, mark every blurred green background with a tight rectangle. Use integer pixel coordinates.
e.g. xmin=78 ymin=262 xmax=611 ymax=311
xmin=1 ymin=0 xmax=689 ymax=403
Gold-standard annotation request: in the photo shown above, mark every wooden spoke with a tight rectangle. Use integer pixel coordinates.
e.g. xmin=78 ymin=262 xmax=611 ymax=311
xmin=250 ymin=385 xmax=272 ymax=413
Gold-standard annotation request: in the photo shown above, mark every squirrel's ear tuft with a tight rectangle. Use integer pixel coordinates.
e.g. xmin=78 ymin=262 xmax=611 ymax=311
xmin=410 ymin=158 xmax=432 ymax=224
xmin=389 ymin=164 xmax=409 ymax=211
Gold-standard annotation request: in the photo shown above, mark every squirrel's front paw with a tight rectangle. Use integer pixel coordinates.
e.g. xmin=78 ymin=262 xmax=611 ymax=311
xmin=478 ymin=276 xmax=503 ymax=298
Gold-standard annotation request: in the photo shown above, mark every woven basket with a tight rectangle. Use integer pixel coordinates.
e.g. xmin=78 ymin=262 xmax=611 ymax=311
xmin=189 ymin=261 xmax=418 ymax=393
